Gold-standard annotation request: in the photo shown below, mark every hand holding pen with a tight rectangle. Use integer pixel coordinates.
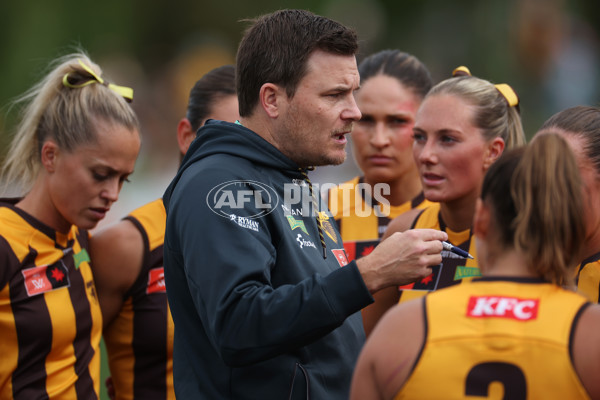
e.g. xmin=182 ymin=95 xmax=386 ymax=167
xmin=442 ymin=241 xmax=474 ymax=259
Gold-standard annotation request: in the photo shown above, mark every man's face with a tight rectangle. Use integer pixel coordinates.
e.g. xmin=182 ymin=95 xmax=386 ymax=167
xmin=275 ymin=50 xmax=361 ymax=167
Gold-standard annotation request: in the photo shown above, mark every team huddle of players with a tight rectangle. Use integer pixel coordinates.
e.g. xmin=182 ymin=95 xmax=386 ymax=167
xmin=0 ymin=8 xmax=599 ymax=400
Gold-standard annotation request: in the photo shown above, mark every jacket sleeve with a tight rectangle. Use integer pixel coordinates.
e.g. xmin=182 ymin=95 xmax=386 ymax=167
xmin=167 ymin=166 xmax=372 ymax=366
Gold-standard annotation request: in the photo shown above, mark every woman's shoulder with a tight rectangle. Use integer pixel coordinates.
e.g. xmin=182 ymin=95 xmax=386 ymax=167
xmin=383 ymin=205 xmax=433 ymax=239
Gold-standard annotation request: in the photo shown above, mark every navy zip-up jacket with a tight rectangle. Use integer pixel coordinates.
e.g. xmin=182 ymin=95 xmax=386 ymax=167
xmin=162 ymin=120 xmax=373 ymax=399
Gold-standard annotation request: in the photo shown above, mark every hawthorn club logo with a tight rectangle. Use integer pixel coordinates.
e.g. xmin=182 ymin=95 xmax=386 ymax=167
xmin=317 ymin=212 xmax=338 ymax=244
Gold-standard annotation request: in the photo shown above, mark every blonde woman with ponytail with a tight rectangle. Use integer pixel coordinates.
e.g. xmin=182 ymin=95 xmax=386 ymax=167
xmin=362 ymin=67 xmax=526 ymax=336
xmin=0 ymin=52 xmax=141 ymax=399
xmin=351 ymin=133 xmax=600 ymax=400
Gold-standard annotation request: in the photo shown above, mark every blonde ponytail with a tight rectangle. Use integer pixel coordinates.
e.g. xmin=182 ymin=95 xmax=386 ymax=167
xmin=1 ymin=51 xmax=139 ymax=195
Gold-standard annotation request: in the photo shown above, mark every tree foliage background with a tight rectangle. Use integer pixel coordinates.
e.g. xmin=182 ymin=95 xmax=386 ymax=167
xmin=1 ymin=0 xmax=599 ymax=220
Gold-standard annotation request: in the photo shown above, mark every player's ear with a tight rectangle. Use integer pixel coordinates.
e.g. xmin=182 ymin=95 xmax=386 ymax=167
xmin=41 ymin=140 xmax=60 ymax=172
xmin=177 ymin=118 xmax=196 ymax=156
xmin=483 ymin=137 xmax=505 ymax=170
xmin=260 ymin=83 xmax=285 ymax=119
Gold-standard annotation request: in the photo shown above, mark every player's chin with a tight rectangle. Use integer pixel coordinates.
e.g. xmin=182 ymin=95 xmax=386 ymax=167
xmin=422 ymin=187 xmax=450 ymax=203
xmin=77 ymin=213 xmax=103 ymax=230
xmin=327 ymin=151 xmax=347 ymax=166
xmin=309 ymin=148 xmax=347 ymax=167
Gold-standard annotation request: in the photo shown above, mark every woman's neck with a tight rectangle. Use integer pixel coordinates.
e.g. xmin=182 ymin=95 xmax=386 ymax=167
xmin=583 ymin=228 xmax=600 ymax=260
xmin=480 ymin=246 xmax=538 ymax=278
xmin=439 ymin=193 xmax=478 ymax=232
xmin=17 ymin=178 xmax=70 ymax=234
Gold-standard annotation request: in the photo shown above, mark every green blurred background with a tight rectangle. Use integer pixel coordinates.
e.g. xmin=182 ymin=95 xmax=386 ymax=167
xmin=2 ymin=0 xmax=600 ymax=217
xmin=1 ymin=0 xmax=599 ymax=398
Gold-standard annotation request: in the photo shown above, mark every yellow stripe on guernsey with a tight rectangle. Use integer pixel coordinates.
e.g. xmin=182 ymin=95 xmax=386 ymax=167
xmin=166 ymin=304 xmax=175 ymax=396
xmin=577 ymin=257 xmax=600 ymax=303
xmin=0 ymin=206 xmax=101 ymax=399
xmin=103 ymin=198 xmax=175 ymax=400
xmin=0 ymin=274 xmax=18 ymax=395
xmin=133 ymin=199 xmax=168 ymax=252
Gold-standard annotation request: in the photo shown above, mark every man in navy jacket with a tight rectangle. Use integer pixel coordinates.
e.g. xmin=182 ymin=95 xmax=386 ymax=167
xmin=163 ymin=9 xmax=447 ymax=399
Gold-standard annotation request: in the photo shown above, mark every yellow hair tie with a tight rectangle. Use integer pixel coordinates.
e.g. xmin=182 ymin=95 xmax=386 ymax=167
xmin=62 ymin=59 xmax=133 ymax=102
xmin=494 ymin=83 xmax=519 ymax=107
xmin=452 ymin=66 xmax=471 ymax=77
xmin=451 ymin=66 xmax=519 ymax=109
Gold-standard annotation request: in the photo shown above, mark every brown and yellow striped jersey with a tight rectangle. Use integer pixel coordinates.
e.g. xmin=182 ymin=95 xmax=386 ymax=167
xmin=0 ymin=199 xmax=102 ymax=399
xmin=103 ymin=199 xmax=174 ymax=400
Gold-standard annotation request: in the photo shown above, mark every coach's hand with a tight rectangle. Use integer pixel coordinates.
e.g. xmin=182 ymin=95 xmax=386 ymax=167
xmin=356 ymin=229 xmax=447 ymax=294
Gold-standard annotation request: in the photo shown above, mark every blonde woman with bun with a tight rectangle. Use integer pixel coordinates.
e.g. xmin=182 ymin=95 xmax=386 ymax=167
xmin=363 ymin=67 xmax=526 ymax=336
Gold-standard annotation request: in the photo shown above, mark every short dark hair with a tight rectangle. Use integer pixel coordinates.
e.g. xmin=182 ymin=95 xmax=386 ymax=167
xmin=358 ymin=50 xmax=433 ymax=100
xmin=186 ymin=65 xmax=236 ymax=132
xmin=236 ymin=9 xmax=358 ymax=117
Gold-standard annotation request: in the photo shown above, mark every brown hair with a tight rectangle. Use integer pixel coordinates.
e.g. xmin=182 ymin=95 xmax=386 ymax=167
xmin=539 ymin=105 xmax=600 ymax=173
xmin=1 ymin=51 xmax=139 ymax=194
xmin=358 ymin=49 xmax=432 ymax=100
xmin=481 ymin=133 xmax=584 ymax=285
xmin=186 ymin=65 xmax=236 ymax=132
xmin=236 ymin=9 xmax=358 ymax=117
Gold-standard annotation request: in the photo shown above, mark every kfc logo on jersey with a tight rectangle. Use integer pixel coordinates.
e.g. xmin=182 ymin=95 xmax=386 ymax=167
xmin=467 ymin=296 xmax=539 ymax=321
xmin=147 ymin=267 xmax=166 ymax=294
